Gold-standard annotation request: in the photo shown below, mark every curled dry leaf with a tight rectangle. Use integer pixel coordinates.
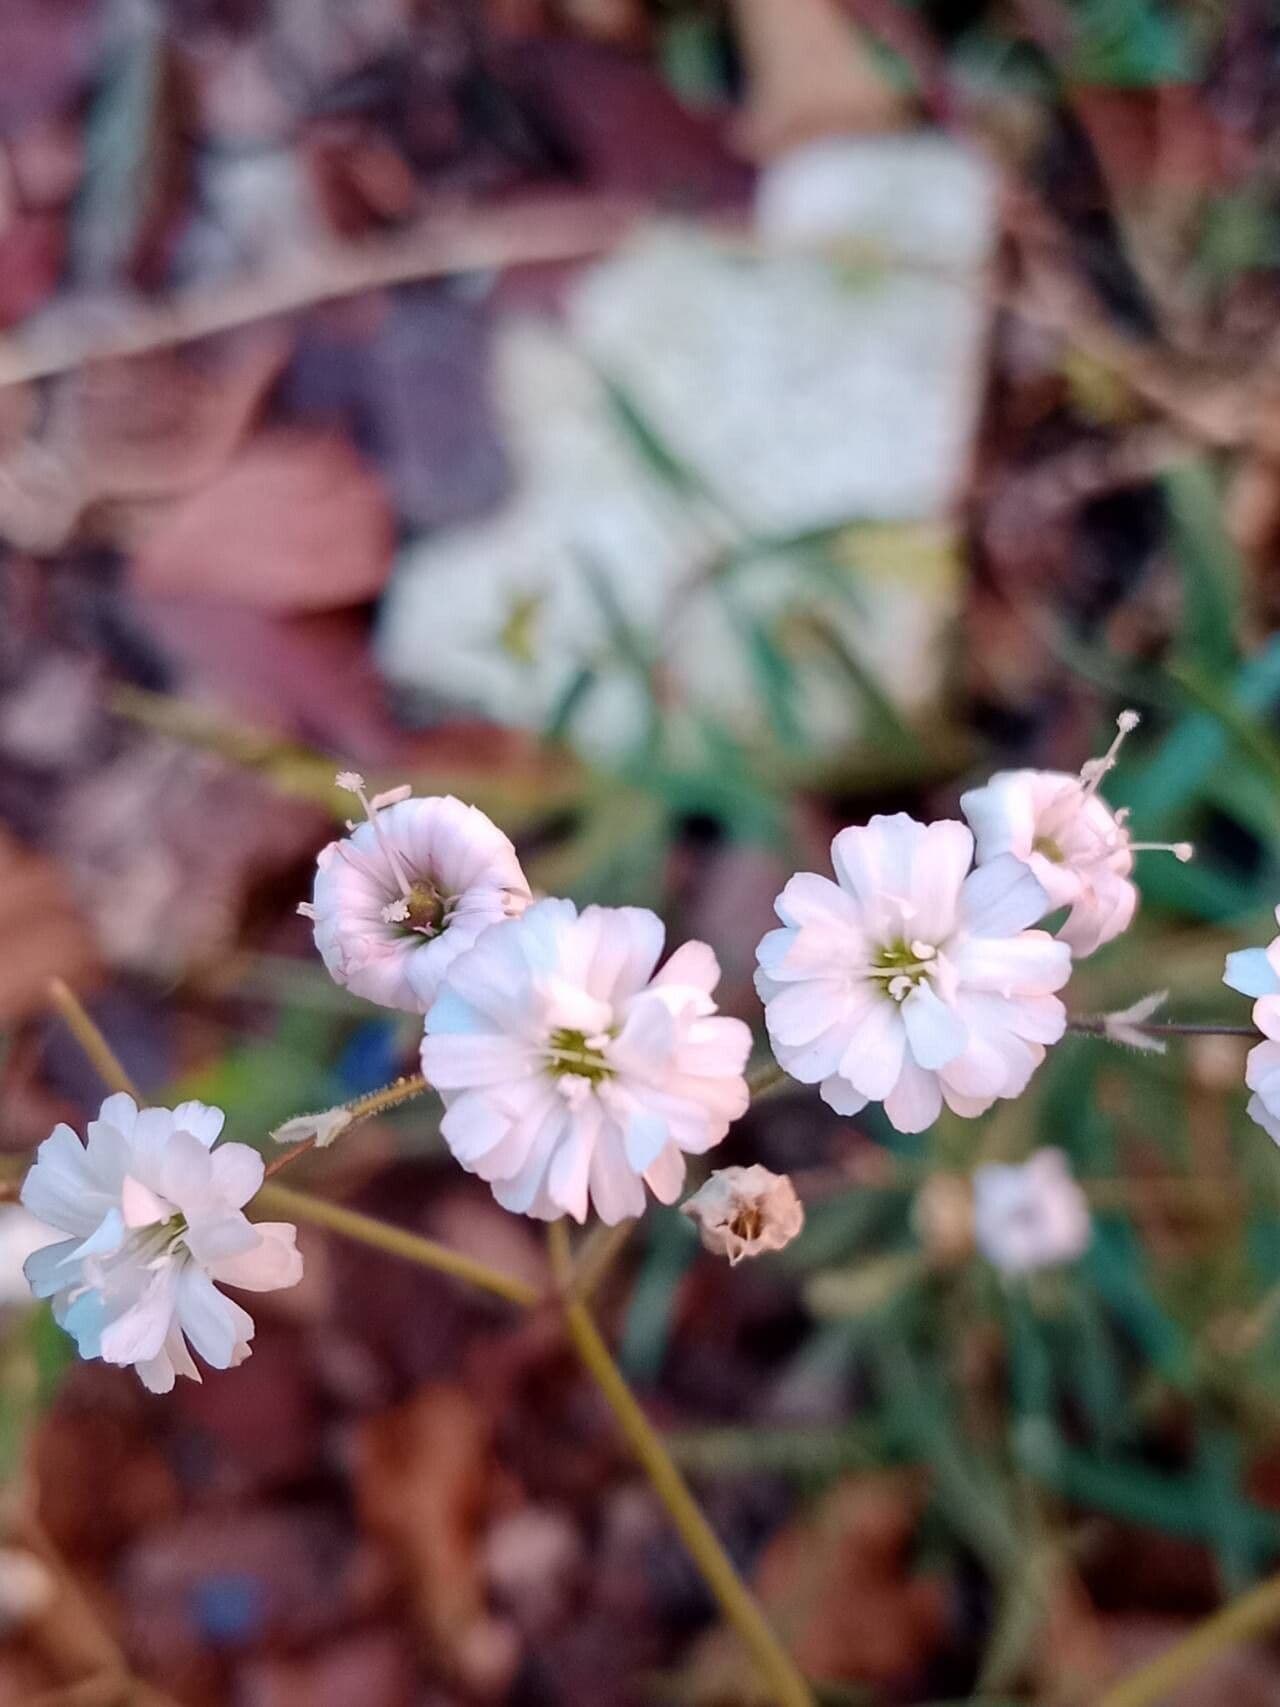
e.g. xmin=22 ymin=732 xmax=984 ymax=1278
xmin=129 ymin=428 xmax=395 ymax=611
xmin=0 ymin=329 xmax=291 ymax=553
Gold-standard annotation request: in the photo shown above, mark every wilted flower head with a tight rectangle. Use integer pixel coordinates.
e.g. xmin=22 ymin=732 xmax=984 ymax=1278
xmin=421 ymin=899 xmax=751 ymax=1224
xmin=21 ymin=1094 xmax=302 ymax=1393
xmin=681 ymin=1165 xmax=804 ymax=1264
xmin=960 ymin=712 xmax=1191 ymax=958
xmin=303 ymin=775 xmax=531 ymax=1013
xmin=972 ymin=1149 xmax=1090 ymax=1275
xmin=755 ymin=813 xmax=1071 ymax=1134
xmin=1224 ymin=910 xmax=1280 ymax=1141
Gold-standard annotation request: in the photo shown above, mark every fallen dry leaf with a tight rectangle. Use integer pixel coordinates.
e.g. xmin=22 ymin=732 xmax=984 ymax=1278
xmin=70 ymin=327 xmax=292 ymax=502
xmin=689 ymin=1472 xmax=947 ymax=1703
xmin=129 ymin=429 xmax=395 ymax=611
xmin=355 ymin=1384 xmax=517 ymax=1693
xmin=0 ymin=828 xmax=97 ymax=1022
xmin=729 ymin=0 xmax=904 ymax=159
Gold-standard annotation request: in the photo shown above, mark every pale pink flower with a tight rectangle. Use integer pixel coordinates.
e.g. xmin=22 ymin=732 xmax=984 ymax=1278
xmin=421 ymin=899 xmax=751 ymax=1224
xmin=972 ymin=1149 xmax=1091 ymax=1274
xmin=755 ymin=813 xmax=1071 ymax=1134
xmin=1223 ymin=912 xmax=1280 ymax=1141
xmin=304 ymin=775 xmax=531 ymax=1012
xmin=681 ymin=1165 xmax=804 ymax=1264
xmin=21 ymin=1094 xmax=302 ymax=1393
xmin=960 ymin=712 xmax=1191 ymax=957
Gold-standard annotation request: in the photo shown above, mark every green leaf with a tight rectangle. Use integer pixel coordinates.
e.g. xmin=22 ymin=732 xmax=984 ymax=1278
xmin=1163 ymin=460 xmax=1241 ymax=674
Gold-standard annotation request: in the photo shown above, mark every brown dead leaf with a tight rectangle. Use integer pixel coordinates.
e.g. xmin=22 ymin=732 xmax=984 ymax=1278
xmin=689 ymin=1472 xmax=947 ymax=1702
xmin=0 ymin=828 xmax=97 ymax=1023
xmin=129 ymin=428 xmax=395 ymax=611
xmin=0 ymin=329 xmax=290 ymax=554
xmin=70 ymin=327 xmax=291 ymax=501
xmin=729 ymin=0 xmax=904 ymax=160
xmin=237 ymin=1626 xmax=417 ymax=1707
xmin=355 ymin=1384 xmax=516 ymax=1693
xmin=54 ymin=739 xmax=327 ymax=977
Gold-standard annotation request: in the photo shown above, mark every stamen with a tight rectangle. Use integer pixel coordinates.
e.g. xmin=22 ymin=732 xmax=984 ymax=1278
xmin=297 ymin=902 xmax=317 ymax=920
xmin=1079 ymin=710 xmax=1140 ymax=801
xmin=909 ymin=940 xmax=936 ymax=961
xmin=1129 ymin=840 xmax=1194 ymax=862
xmin=335 ymin=770 xmax=414 ymax=900
xmin=381 ymin=898 xmax=411 ymax=923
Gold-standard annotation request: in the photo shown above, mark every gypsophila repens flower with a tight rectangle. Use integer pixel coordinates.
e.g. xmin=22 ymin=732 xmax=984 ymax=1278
xmin=681 ymin=1166 xmax=805 ymax=1264
xmin=755 ymin=813 xmax=1071 ymax=1133
xmin=302 ymin=775 xmax=532 ymax=1012
xmin=1224 ymin=908 xmax=1280 ymax=1142
xmin=972 ymin=1148 xmax=1091 ymax=1275
xmin=21 ymin=1094 xmax=302 ymax=1393
xmin=421 ymin=899 xmax=752 ymax=1224
xmin=960 ymin=712 xmax=1192 ymax=958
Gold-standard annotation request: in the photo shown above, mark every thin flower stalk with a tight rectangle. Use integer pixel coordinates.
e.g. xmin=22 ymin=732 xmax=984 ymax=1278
xmin=255 ymin=1180 xmax=539 ymax=1308
xmin=547 ymin=1224 xmax=815 ymax=1707
xmin=1098 ymin=1568 xmax=1280 ymax=1707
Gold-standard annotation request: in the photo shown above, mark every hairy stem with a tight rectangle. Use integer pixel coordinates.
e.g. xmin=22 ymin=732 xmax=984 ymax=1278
xmin=1068 ymin=1016 xmax=1258 ymax=1039
xmin=547 ymin=1225 xmax=814 ymax=1707
xmin=264 ymin=1074 xmax=432 ymax=1176
xmin=1098 ymin=1569 xmax=1280 ymax=1707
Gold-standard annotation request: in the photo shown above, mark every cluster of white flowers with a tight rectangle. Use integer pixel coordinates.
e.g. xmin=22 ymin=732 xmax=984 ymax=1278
xmin=21 ymin=713 xmax=1222 ymax=1387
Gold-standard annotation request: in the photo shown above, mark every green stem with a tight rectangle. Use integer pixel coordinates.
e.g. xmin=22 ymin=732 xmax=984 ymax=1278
xmin=747 ymin=1060 xmax=789 ymax=1100
xmin=1069 ymin=1017 xmax=1258 ymax=1040
xmin=256 ymin=1180 xmax=539 ymax=1308
xmin=567 ymin=1218 xmax=637 ymax=1302
xmin=1098 ymin=1570 xmax=1280 ymax=1707
xmin=547 ymin=1225 xmax=815 ymax=1707
xmin=47 ymin=979 xmax=140 ymax=1100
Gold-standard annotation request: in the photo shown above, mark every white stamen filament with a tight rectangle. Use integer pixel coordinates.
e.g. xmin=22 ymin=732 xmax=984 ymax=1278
xmin=336 ymin=771 xmax=414 ymax=900
xmin=1129 ymin=840 xmax=1194 ymax=861
xmin=1078 ymin=710 xmax=1140 ymax=802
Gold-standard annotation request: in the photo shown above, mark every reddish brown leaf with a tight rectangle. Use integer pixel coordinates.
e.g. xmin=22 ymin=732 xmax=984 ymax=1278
xmin=129 ymin=429 xmax=395 ymax=611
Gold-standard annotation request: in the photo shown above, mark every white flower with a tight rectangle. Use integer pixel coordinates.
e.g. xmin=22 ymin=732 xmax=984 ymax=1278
xmin=1223 ymin=912 xmax=1280 ymax=1141
xmin=754 ymin=813 xmax=1071 ymax=1134
xmin=0 ymin=1207 xmax=60 ymax=1306
xmin=304 ymin=775 xmax=532 ymax=1013
xmin=420 ymin=899 xmax=752 ymax=1224
xmin=972 ymin=1149 xmax=1091 ymax=1274
xmin=960 ymin=712 xmax=1192 ymax=958
xmin=20 ymin=1094 xmax=302 ymax=1394
xmin=680 ymin=1165 xmax=804 ymax=1264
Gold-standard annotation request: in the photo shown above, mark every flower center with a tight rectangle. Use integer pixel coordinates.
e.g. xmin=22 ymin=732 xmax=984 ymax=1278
xmin=1032 ymin=833 xmax=1065 ymax=863
xmin=728 ymin=1203 xmax=765 ymax=1242
xmin=405 ymin=881 xmax=447 ymax=934
xmin=545 ymin=1027 xmax=613 ymax=1083
xmin=868 ymin=938 xmax=937 ymax=1003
